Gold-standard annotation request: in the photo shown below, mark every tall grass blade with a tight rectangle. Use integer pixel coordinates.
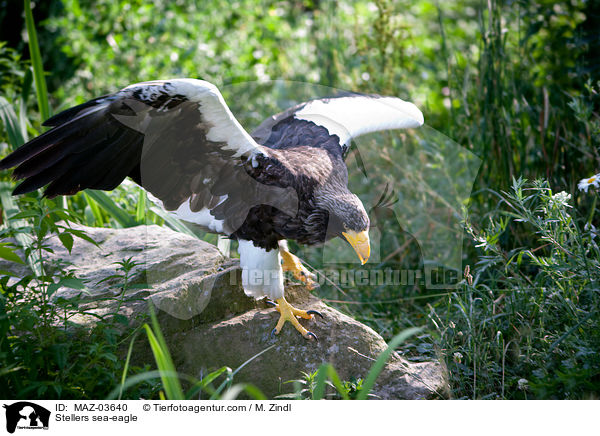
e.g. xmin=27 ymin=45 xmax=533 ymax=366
xmin=312 ymin=363 xmax=350 ymax=400
xmin=0 ymin=97 xmax=26 ymax=148
xmin=0 ymin=182 xmax=41 ymax=276
xmin=82 ymin=191 xmax=106 ymax=226
xmin=24 ymin=0 xmax=50 ymax=122
xmin=118 ymin=329 xmax=139 ymax=400
xmin=548 ymin=311 xmax=595 ymax=353
xmin=135 ymin=188 xmax=147 ymax=223
xmin=312 ymin=363 xmax=329 ymax=400
xmin=18 ymin=69 xmax=33 ymax=141
xmin=106 ymin=370 xmax=165 ymax=400
xmin=148 ymin=204 xmax=198 ymax=238
xmin=356 ymin=327 xmax=423 ymax=400
xmin=210 ymin=344 xmax=275 ymax=399
xmin=325 ymin=364 xmax=349 ymax=400
xmin=144 ymin=304 xmax=184 ymax=400
xmin=144 ymin=325 xmax=184 ymax=399
xmin=185 ymin=367 xmax=229 ymax=399
xmin=84 ymin=189 xmax=136 ymax=228
xmin=221 ymin=384 xmax=267 ymax=400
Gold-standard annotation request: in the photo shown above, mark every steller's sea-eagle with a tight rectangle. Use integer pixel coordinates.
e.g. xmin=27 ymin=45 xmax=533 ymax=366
xmin=0 ymin=79 xmax=423 ymax=340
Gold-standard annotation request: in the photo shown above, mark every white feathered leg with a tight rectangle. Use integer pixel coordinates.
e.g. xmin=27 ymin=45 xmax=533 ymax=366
xmin=237 ymin=240 xmax=284 ymax=300
xmin=237 ymin=239 xmax=322 ymax=340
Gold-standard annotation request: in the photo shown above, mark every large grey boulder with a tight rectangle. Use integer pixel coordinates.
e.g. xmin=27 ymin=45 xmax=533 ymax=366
xmin=3 ymin=224 xmax=448 ymax=399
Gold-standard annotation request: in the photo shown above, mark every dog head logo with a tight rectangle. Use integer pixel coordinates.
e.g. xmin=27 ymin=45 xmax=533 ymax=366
xmin=3 ymin=402 xmax=50 ymax=433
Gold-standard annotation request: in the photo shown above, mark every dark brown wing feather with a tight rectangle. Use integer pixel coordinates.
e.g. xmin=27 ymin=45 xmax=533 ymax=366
xmin=0 ymin=80 xmax=302 ymax=245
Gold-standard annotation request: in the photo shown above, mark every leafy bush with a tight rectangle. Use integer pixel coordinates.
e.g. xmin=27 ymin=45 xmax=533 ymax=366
xmin=431 ymin=179 xmax=600 ymax=399
xmin=0 ymin=200 xmax=160 ymax=399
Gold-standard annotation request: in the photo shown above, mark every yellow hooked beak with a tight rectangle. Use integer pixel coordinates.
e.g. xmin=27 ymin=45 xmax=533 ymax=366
xmin=342 ymin=230 xmax=371 ymax=265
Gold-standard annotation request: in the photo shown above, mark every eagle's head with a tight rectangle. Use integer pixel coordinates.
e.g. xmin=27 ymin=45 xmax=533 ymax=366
xmin=313 ymin=190 xmax=371 ymax=264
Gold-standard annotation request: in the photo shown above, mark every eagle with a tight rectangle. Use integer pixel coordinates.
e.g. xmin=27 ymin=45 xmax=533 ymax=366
xmin=0 ymin=79 xmax=423 ymax=340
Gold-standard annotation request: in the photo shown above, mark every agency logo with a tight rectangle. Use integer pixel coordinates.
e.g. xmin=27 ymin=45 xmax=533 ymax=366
xmin=2 ymin=402 xmax=50 ymax=434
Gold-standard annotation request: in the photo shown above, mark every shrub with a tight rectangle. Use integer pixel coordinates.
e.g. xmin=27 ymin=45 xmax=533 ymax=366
xmin=431 ymin=178 xmax=600 ymax=399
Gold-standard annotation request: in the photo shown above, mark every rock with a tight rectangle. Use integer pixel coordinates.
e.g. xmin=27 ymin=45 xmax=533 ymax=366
xmin=1 ymin=224 xmax=448 ymax=399
xmin=173 ymin=285 xmax=449 ymax=399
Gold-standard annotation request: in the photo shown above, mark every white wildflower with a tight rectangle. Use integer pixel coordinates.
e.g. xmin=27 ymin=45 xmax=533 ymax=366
xmin=585 ymin=222 xmax=598 ymax=240
xmin=548 ymin=191 xmax=572 ymax=209
xmin=453 ymin=352 xmax=463 ymax=364
xmin=517 ymin=378 xmax=529 ymax=391
xmin=578 ymin=174 xmax=600 ymax=193
xmin=254 ymin=63 xmax=270 ymax=83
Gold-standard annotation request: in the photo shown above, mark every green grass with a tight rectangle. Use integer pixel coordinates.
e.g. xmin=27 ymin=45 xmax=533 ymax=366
xmin=23 ymin=0 xmax=49 ymax=123
xmin=441 ymin=179 xmax=600 ymax=399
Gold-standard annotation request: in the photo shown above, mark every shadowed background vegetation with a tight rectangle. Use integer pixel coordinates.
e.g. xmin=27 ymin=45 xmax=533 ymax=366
xmin=0 ymin=0 xmax=599 ymax=399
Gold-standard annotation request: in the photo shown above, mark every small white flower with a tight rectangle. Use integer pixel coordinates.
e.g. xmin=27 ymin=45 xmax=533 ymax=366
xmin=549 ymin=191 xmax=572 ymax=209
xmin=578 ymin=174 xmax=600 ymax=193
xmin=517 ymin=378 xmax=529 ymax=391
xmin=453 ymin=352 xmax=463 ymax=364
xmin=585 ymin=222 xmax=598 ymax=240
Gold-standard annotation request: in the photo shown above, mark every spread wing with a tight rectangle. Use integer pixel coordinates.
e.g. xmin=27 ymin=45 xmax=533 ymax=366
xmin=252 ymin=93 xmax=424 ymax=157
xmin=0 ymin=79 xmax=297 ymax=234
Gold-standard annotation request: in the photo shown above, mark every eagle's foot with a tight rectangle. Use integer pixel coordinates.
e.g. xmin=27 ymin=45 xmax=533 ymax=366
xmin=269 ymin=297 xmax=322 ymax=340
xmin=280 ymin=248 xmax=318 ymax=290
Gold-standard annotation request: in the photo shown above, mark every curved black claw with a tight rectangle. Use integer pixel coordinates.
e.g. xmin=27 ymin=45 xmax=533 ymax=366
xmin=265 ymin=299 xmax=277 ymax=308
xmin=307 ymin=309 xmax=324 ymax=319
xmin=270 ymin=328 xmax=278 ymax=339
xmin=303 ymin=331 xmax=318 ymax=341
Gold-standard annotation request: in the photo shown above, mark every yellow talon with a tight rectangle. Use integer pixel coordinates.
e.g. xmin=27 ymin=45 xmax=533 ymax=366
xmin=270 ymin=297 xmax=322 ymax=340
xmin=280 ymin=246 xmax=318 ymax=290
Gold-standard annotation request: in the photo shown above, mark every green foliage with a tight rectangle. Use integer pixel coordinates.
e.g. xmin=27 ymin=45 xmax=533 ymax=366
xmin=280 ymin=328 xmax=420 ymax=399
xmin=436 ymin=0 xmax=593 ymax=194
xmin=0 ymin=8 xmax=161 ymax=399
xmin=0 ymin=200 xmax=159 ymax=399
xmin=112 ymin=306 xmax=271 ymax=400
xmin=24 ymin=0 xmax=50 ymax=122
xmin=142 ymin=305 xmax=184 ymax=400
xmin=431 ymin=179 xmax=600 ymax=399
xmin=119 ymin=312 xmax=419 ymax=401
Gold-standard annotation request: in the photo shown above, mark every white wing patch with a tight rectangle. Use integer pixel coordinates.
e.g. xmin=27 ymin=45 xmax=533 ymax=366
xmin=122 ymin=78 xmax=265 ymax=158
xmin=146 ymin=191 xmax=227 ymax=234
xmin=294 ymin=96 xmax=424 ymax=147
